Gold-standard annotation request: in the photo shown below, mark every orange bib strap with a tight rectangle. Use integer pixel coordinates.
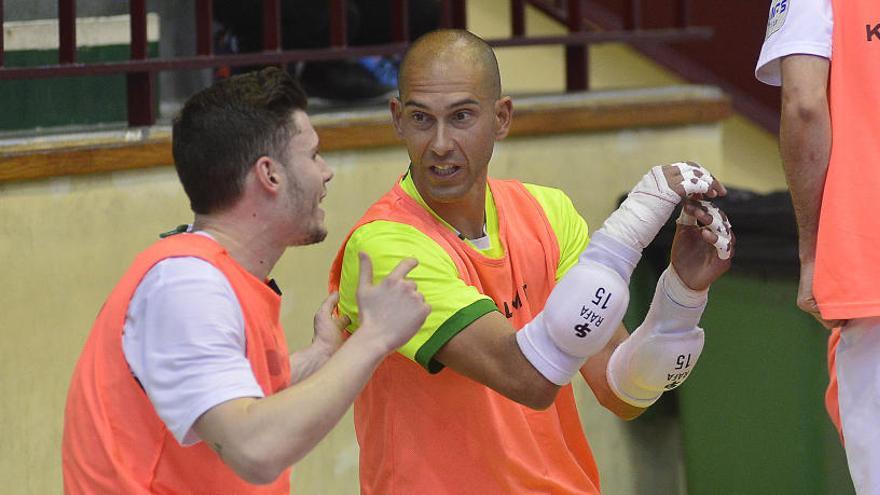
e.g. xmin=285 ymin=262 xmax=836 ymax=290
xmin=63 ymin=233 xmax=290 ymax=494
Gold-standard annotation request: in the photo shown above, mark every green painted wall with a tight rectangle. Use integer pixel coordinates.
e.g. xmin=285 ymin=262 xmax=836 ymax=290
xmin=0 ymin=44 xmax=158 ymax=130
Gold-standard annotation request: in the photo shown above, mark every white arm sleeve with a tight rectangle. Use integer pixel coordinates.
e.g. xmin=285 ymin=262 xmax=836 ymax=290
xmin=755 ymin=0 xmax=832 ymax=86
xmin=607 ymin=265 xmax=708 ymax=407
xmin=122 ymin=257 xmax=264 ymax=446
xmin=517 ymin=162 xmax=718 ymax=386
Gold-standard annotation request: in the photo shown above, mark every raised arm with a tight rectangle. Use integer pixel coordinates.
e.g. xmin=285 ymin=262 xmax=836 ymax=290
xmin=434 ymin=311 xmax=561 ymax=409
xmin=440 ymin=164 xmax=730 ymax=415
xmin=779 ymin=54 xmax=840 ymax=328
xmin=192 ymin=255 xmax=429 ymax=484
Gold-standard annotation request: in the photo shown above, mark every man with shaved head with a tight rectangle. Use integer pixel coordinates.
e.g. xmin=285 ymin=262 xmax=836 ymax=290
xmin=331 ymin=29 xmax=734 ymax=493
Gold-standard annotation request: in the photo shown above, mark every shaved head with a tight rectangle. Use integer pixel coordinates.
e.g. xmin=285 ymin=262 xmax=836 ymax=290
xmin=399 ymin=29 xmax=501 ymax=99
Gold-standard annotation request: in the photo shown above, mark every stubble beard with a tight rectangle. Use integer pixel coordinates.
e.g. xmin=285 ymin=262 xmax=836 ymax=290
xmin=302 ymin=225 xmax=327 ymax=246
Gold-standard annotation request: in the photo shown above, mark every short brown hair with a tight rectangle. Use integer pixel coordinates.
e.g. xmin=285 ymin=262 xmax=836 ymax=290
xmin=172 ymin=67 xmax=308 ymax=214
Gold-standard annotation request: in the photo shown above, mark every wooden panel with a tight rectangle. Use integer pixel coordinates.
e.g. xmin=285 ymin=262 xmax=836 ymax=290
xmin=0 ymin=141 xmax=173 ymax=182
xmin=0 ymin=90 xmax=731 ymax=183
xmin=510 ymin=97 xmax=731 ymax=136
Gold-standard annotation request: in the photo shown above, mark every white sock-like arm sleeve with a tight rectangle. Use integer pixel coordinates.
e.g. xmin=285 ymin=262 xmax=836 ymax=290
xmin=606 ymin=265 xmax=708 ymax=407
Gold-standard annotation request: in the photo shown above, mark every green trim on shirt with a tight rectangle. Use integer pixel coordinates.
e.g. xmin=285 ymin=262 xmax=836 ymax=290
xmin=338 ymin=220 xmax=494 ymax=362
xmin=415 ymin=299 xmax=500 ymax=373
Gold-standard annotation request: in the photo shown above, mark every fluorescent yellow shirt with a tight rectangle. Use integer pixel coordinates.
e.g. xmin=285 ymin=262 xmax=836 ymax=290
xmin=337 ymin=172 xmax=589 ymax=370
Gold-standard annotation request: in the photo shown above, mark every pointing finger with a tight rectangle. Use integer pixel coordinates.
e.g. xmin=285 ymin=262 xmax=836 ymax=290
xmin=358 ymin=252 xmax=374 ymax=289
xmin=387 ymin=257 xmax=419 ymax=280
xmin=320 ymin=292 xmax=341 ymax=314
xmin=335 ymin=314 xmax=352 ymax=330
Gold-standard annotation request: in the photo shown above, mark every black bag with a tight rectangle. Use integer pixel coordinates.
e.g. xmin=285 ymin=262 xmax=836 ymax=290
xmin=638 ymin=187 xmax=800 ymax=278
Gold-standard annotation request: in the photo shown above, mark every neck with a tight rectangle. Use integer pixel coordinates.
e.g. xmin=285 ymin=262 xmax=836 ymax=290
xmin=423 ymin=188 xmax=487 ymax=240
xmin=192 ymin=212 xmax=283 ymax=281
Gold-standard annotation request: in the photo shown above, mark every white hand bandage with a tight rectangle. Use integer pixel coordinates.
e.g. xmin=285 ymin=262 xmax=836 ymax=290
xmin=517 ymin=256 xmax=630 ymax=385
xmin=600 ymin=162 xmax=714 ymax=254
xmin=678 ymin=162 xmax=714 ymax=195
xmin=676 ymin=200 xmax=733 ymax=260
xmin=606 ymin=265 xmax=707 ymax=407
xmin=700 ymin=200 xmax=732 ymax=260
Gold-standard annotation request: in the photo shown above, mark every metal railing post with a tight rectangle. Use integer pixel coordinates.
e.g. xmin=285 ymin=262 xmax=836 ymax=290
xmin=440 ymin=0 xmax=467 ymax=29
xmin=565 ymin=0 xmax=588 ymax=91
xmin=391 ymin=0 xmax=410 ymax=42
xmin=512 ymin=0 xmax=526 ymax=37
xmin=675 ymin=0 xmax=690 ymax=28
xmin=127 ymin=0 xmax=155 ymax=126
xmin=196 ymin=0 xmax=213 ymax=56
xmin=59 ymin=0 xmax=76 ymax=64
xmin=262 ymin=0 xmax=281 ymax=51
xmin=0 ymin=0 xmax=5 ymax=67
xmin=330 ymin=0 xmax=348 ymax=47
xmin=451 ymin=0 xmax=467 ymax=28
xmin=622 ymin=0 xmax=642 ymax=31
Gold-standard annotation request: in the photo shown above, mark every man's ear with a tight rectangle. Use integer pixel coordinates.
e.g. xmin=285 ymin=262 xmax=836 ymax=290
xmin=494 ymin=96 xmax=513 ymax=141
xmin=253 ymin=156 xmax=282 ymax=193
xmin=390 ymin=97 xmax=404 ymax=138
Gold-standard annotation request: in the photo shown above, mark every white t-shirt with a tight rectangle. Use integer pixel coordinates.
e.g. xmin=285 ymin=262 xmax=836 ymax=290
xmin=755 ymin=0 xmax=833 ymax=86
xmin=122 ymin=240 xmax=264 ymax=446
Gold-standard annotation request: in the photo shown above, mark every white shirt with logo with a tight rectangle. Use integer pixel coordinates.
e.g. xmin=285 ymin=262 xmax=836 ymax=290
xmin=755 ymin=0 xmax=833 ymax=86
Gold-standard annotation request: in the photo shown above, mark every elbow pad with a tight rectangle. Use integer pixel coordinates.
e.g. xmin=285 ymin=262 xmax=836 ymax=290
xmin=517 ymin=258 xmax=630 ymax=385
xmin=607 ymin=325 xmax=704 ymax=407
xmin=606 ymin=266 xmax=707 ymax=407
xmin=543 ymin=260 xmax=630 ymax=358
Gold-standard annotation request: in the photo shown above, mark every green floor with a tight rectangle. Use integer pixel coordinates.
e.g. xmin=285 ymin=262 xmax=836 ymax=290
xmin=627 ymin=267 xmax=853 ymax=494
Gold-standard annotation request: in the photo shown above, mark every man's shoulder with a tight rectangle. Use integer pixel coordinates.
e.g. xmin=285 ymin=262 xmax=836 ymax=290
xmin=521 ymin=182 xmax=570 ymax=200
xmin=520 ymin=183 xmax=579 ymax=217
xmin=755 ymin=0 xmax=833 ymax=86
xmin=136 ymin=257 xmax=234 ymax=303
xmin=348 ymin=220 xmax=437 ymax=248
xmin=343 ymin=220 xmax=454 ymax=271
xmin=149 ymin=255 xmax=224 ymax=275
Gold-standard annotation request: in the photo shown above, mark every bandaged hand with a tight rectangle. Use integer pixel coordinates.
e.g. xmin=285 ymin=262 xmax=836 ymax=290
xmin=678 ymin=199 xmax=733 ymax=260
xmin=515 ymin=162 xmax=727 ymax=387
xmin=672 ymin=200 xmax=734 ymax=291
xmin=600 ymin=162 xmax=726 ymax=257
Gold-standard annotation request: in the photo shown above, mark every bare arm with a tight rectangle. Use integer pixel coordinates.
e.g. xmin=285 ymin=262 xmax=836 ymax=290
xmin=192 ymin=255 xmax=429 ymax=484
xmin=779 ymin=54 xmax=840 ymax=328
xmin=435 ymin=311 xmax=561 ymax=410
xmin=192 ymin=331 xmax=391 ymax=484
xmin=435 ymin=313 xmax=645 ymax=418
xmin=288 ymin=293 xmax=349 ymax=385
xmin=780 ymin=56 xmax=831 ymax=257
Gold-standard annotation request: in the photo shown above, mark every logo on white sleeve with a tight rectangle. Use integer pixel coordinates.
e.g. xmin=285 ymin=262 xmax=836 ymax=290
xmin=766 ymin=0 xmax=788 ymax=39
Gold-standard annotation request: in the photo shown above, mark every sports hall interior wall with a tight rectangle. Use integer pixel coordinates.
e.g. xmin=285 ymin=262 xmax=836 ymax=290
xmin=0 ymin=1 xmax=851 ymax=493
